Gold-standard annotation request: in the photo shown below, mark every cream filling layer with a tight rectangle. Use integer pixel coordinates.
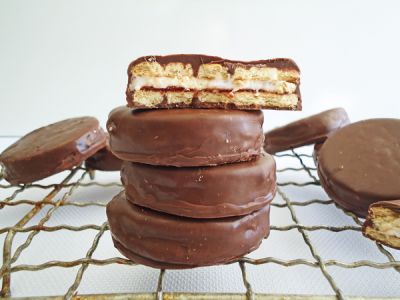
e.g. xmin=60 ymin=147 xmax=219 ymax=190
xmin=130 ymin=76 xmax=297 ymax=94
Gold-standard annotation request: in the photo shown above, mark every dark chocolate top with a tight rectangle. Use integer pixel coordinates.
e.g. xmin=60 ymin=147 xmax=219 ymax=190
xmin=128 ymin=54 xmax=300 ymax=76
xmin=264 ymin=108 xmax=350 ymax=154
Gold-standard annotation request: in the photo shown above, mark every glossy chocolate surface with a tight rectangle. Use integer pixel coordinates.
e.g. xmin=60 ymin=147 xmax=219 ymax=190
xmin=122 ymin=154 xmax=276 ymax=218
xmin=318 ymin=119 xmax=400 ymax=217
xmin=107 ymin=107 xmax=264 ymax=167
xmin=0 ymin=117 xmax=106 ymax=184
xmin=264 ymin=108 xmax=350 ymax=154
xmin=107 ymin=192 xmax=270 ymax=269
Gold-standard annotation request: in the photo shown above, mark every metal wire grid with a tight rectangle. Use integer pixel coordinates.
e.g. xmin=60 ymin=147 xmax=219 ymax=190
xmin=0 ymin=149 xmax=399 ymax=300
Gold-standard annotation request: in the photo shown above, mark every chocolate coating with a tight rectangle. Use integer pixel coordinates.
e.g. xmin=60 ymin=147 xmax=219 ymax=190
xmin=107 ymin=107 xmax=264 ymax=167
xmin=313 ymin=142 xmax=324 ymax=167
xmin=107 ymin=192 xmax=270 ymax=269
xmin=264 ymin=108 xmax=350 ymax=154
xmin=85 ymin=137 xmax=122 ymax=171
xmin=369 ymin=200 xmax=400 ymax=213
xmin=128 ymin=54 xmax=300 ymax=77
xmin=122 ymin=154 xmax=276 ymax=218
xmin=318 ymin=119 xmax=400 ymax=217
xmin=0 ymin=117 xmax=106 ymax=184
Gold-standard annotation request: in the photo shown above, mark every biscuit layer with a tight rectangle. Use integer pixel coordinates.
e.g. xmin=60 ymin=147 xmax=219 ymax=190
xmin=363 ymin=202 xmax=400 ymax=249
xmin=126 ymin=54 xmax=301 ymax=110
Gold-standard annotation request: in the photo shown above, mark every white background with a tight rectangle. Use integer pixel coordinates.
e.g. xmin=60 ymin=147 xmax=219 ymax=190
xmin=1 ymin=0 xmax=400 ymax=136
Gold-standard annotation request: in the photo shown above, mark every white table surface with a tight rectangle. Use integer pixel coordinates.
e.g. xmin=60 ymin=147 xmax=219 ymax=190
xmin=1 ymin=137 xmax=399 ymax=298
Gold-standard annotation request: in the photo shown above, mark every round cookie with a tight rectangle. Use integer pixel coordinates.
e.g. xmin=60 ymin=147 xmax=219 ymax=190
xmin=122 ymin=154 xmax=276 ymax=218
xmin=85 ymin=136 xmax=122 ymax=171
xmin=0 ymin=117 xmax=106 ymax=184
xmin=107 ymin=192 xmax=270 ymax=269
xmin=264 ymin=108 xmax=350 ymax=154
xmin=318 ymin=119 xmax=400 ymax=217
xmin=107 ymin=107 xmax=264 ymax=167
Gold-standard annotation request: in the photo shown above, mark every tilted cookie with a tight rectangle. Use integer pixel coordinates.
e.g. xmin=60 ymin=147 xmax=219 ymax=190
xmin=0 ymin=117 xmax=106 ymax=184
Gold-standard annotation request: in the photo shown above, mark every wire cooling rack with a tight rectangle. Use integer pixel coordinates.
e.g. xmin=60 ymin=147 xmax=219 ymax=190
xmin=0 ymin=145 xmax=399 ymax=300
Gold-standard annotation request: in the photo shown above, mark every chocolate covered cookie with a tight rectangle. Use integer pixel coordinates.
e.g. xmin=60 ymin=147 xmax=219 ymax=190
xmin=107 ymin=107 xmax=264 ymax=167
xmin=363 ymin=200 xmax=400 ymax=249
xmin=264 ymin=108 xmax=350 ymax=154
xmin=318 ymin=119 xmax=400 ymax=217
xmin=0 ymin=117 xmax=106 ymax=184
xmin=85 ymin=136 xmax=122 ymax=171
xmin=122 ymin=154 xmax=276 ymax=218
xmin=107 ymin=192 xmax=270 ymax=269
xmin=126 ymin=54 xmax=301 ymax=110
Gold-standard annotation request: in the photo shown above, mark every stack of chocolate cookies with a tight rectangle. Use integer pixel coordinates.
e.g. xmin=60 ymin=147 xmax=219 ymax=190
xmin=106 ymin=54 xmax=301 ymax=269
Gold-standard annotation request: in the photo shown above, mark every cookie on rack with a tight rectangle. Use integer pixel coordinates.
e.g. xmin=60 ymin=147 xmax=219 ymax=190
xmin=362 ymin=200 xmax=400 ymax=249
xmin=264 ymin=107 xmax=350 ymax=154
xmin=126 ymin=54 xmax=301 ymax=110
xmin=0 ymin=117 xmax=106 ymax=184
xmin=107 ymin=192 xmax=270 ymax=269
xmin=318 ymin=118 xmax=400 ymax=217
